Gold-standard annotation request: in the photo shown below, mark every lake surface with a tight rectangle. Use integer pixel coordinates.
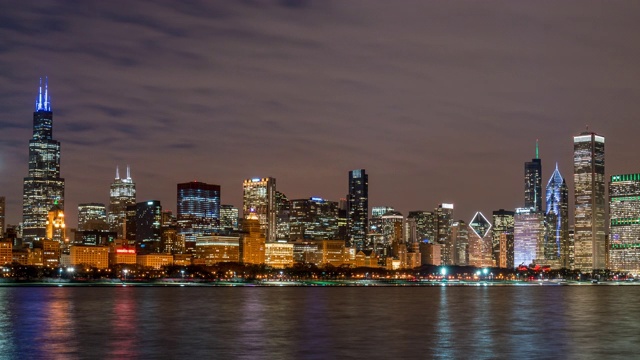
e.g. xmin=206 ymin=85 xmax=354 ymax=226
xmin=0 ymin=286 xmax=638 ymax=359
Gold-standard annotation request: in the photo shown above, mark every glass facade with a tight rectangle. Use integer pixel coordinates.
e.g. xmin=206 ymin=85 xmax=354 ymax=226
xmin=514 ymin=208 xmax=544 ymax=267
xmin=525 ymin=156 xmax=542 ymax=212
xmin=609 ymin=173 xmax=640 ymax=274
xmin=544 ymin=164 xmax=569 ymax=268
xmin=289 ymin=197 xmax=339 ymax=240
xmin=22 ymin=78 xmax=65 ymax=242
xmin=243 ymin=177 xmax=276 ymax=242
xmin=573 ymin=132 xmax=606 ymax=271
xmin=176 ymin=181 xmax=221 ymax=233
xmin=136 ymin=200 xmax=162 ymax=253
xmin=347 ymin=169 xmax=368 ymax=250
xmin=468 ymin=212 xmax=493 ymax=267
xmin=108 ymin=166 xmax=136 ymax=236
xmin=77 ymin=203 xmax=107 ymax=231
xmin=436 ymin=203 xmax=454 ymax=264
xmin=492 ymin=209 xmax=514 ymax=269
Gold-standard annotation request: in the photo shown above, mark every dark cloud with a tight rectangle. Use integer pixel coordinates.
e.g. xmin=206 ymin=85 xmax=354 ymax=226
xmin=1 ymin=0 xmax=640 ymax=227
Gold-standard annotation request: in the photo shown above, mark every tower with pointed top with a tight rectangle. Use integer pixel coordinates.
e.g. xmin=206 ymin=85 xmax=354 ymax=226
xmin=544 ymin=163 xmax=569 ymax=268
xmin=524 ymin=141 xmax=543 ymax=212
xmin=108 ymin=165 xmax=136 ymax=237
xmin=22 ymin=77 xmax=65 ymax=243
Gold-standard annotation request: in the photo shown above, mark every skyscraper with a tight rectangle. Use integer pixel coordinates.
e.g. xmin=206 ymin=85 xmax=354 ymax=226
xmin=436 ymin=203 xmax=454 ymax=264
xmin=289 ymin=197 xmax=339 ymax=240
xmin=407 ymin=211 xmax=436 ymax=243
xmin=514 ymin=207 xmax=545 ymax=267
xmin=524 ymin=141 xmax=542 ymax=212
xmin=136 ymin=200 xmax=162 ymax=253
xmin=573 ymin=131 xmax=606 ymax=271
xmin=467 ymin=212 xmax=493 ymax=267
xmin=77 ymin=203 xmax=107 ymax=231
xmin=108 ymin=166 xmax=136 ymax=236
xmin=544 ymin=164 xmax=569 ymax=268
xmin=609 ymin=173 xmax=640 ymax=273
xmin=22 ymin=78 xmax=65 ymax=242
xmin=177 ymin=181 xmax=221 ymax=233
xmin=243 ymin=177 xmax=276 ymax=242
xmin=449 ymin=220 xmax=468 ymax=266
xmin=492 ymin=209 xmax=515 ymax=269
xmin=220 ymin=205 xmax=239 ymax=231
xmin=347 ymin=169 xmax=368 ymax=250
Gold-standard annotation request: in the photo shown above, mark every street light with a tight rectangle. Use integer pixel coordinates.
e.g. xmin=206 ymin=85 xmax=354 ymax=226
xmin=181 ymin=269 xmax=185 ymax=282
xmin=440 ymin=267 xmax=447 ymax=278
xmin=123 ymin=269 xmax=129 ymax=282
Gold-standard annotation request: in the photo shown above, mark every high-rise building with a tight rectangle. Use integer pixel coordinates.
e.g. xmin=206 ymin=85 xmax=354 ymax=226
xmin=544 ymin=164 xmax=569 ymax=268
xmin=492 ymin=209 xmax=515 ymax=269
xmin=347 ymin=169 xmax=368 ymax=250
xmin=407 ymin=211 xmax=436 ymax=243
xmin=468 ymin=212 xmax=493 ymax=267
xmin=22 ymin=78 xmax=65 ymax=242
xmin=275 ymin=191 xmax=290 ymax=241
xmin=220 ymin=205 xmax=239 ymax=230
xmin=372 ymin=206 xmax=394 ymax=218
xmin=177 ymin=181 xmax=221 ymax=233
xmin=436 ymin=203 xmax=454 ymax=264
xmin=108 ymin=166 xmax=136 ymax=237
xmin=243 ymin=177 xmax=276 ymax=242
xmin=449 ymin=220 xmax=468 ymax=266
xmin=609 ymin=173 xmax=640 ymax=273
xmin=289 ymin=197 xmax=339 ymax=240
xmin=78 ymin=203 xmax=107 ymax=231
xmin=524 ymin=141 xmax=543 ymax=212
xmin=0 ymin=196 xmax=5 ymax=237
xmin=573 ymin=131 xmax=606 ymax=271
xmin=514 ymin=208 xmax=545 ymax=267
xmin=136 ymin=200 xmax=162 ymax=253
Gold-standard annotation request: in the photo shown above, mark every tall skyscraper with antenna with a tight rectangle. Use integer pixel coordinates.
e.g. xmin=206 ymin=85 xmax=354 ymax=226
xmin=22 ymin=77 xmax=65 ymax=243
xmin=544 ymin=163 xmax=569 ymax=268
xmin=108 ymin=165 xmax=136 ymax=237
xmin=524 ymin=140 xmax=542 ymax=212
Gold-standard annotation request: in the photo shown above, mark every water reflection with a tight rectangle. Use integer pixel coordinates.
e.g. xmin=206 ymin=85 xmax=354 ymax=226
xmin=39 ymin=289 xmax=78 ymax=359
xmin=0 ymin=289 xmax=16 ymax=357
xmin=107 ymin=288 xmax=139 ymax=359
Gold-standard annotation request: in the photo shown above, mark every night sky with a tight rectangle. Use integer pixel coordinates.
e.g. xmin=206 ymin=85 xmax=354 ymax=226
xmin=2 ymin=1 xmax=640 ymax=228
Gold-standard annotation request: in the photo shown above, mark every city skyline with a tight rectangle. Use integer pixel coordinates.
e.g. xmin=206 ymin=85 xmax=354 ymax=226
xmin=2 ymin=2 xmax=640 ymax=228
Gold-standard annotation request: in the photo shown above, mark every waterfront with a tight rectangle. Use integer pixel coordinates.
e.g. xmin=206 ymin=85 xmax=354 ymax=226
xmin=0 ymin=287 xmax=638 ymax=359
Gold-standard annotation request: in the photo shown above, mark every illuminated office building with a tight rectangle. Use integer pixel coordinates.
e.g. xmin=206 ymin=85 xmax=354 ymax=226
xmin=22 ymin=78 xmax=65 ymax=242
xmin=177 ymin=181 xmax=221 ymax=233
xmin=449 ymin=220 xmax=468 ymax=266
xmin=243 ymin=177 xmax=276 ymax=242
xmin=347 ymin=169 xmax=368 ymax=250
xmin=372 ymin=206 xmax=395 ymax=218
xmin=275 ymin=191 xmax=290 ymax=241
xmin=492 ymin=209 xmax=514 ymax=269
xmin=78 ymin=203 xmax=107 ymax=231
xmin=468 ymin=212 xmax=493 ymax=267
xmin=514 ymin=208 xmax=544 ymax=267
xmin=136 ymin=200 xmax=162 ymax=253
xmin=220 ymin=205 xmax=239 ymax=230
xmin=525 ymin=141 xmax=543 ymax=212
xmin=289 ymin=197 xmax=339 ymax=240
xmin=436 ymin=203 xmax=454 ymax=264
xmin=407 ymin=211 xmax=436 ymax=243
xmin=609 ymin=173 xmax=640 ymax=273
xmin=108 ymin=166 xmax=136 ymax=236
xmin=573 ymin=131 xmax=606 ymax=271
xmin=544 ymin=164 xmax=569 ymax=268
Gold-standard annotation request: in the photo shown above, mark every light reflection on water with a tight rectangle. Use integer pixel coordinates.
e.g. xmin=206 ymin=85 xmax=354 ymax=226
xmin=0 ymin=286 xmax=638 ymax=359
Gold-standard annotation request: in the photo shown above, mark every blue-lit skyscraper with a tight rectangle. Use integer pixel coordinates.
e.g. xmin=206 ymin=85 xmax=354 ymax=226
xmin=177 ymin=181 xmax=221 ymax=233
xmin=544 ymin=164 xmax=569 ymax=268
xmin=22 ymin=77 xmax=65 ymax=243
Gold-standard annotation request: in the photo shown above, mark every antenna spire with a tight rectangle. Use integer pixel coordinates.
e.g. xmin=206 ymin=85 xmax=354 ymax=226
xmin=535 ymin=139 xmax=539 ymax=159
xmin=126 ymin=165 xmax=131 ymax=179
xmin=116 ymin=166 xmax=120 ymax=179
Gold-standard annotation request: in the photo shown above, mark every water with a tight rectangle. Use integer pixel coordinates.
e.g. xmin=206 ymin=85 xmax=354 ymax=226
xmin=0 ymin=286 xmax=638 ymax=359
